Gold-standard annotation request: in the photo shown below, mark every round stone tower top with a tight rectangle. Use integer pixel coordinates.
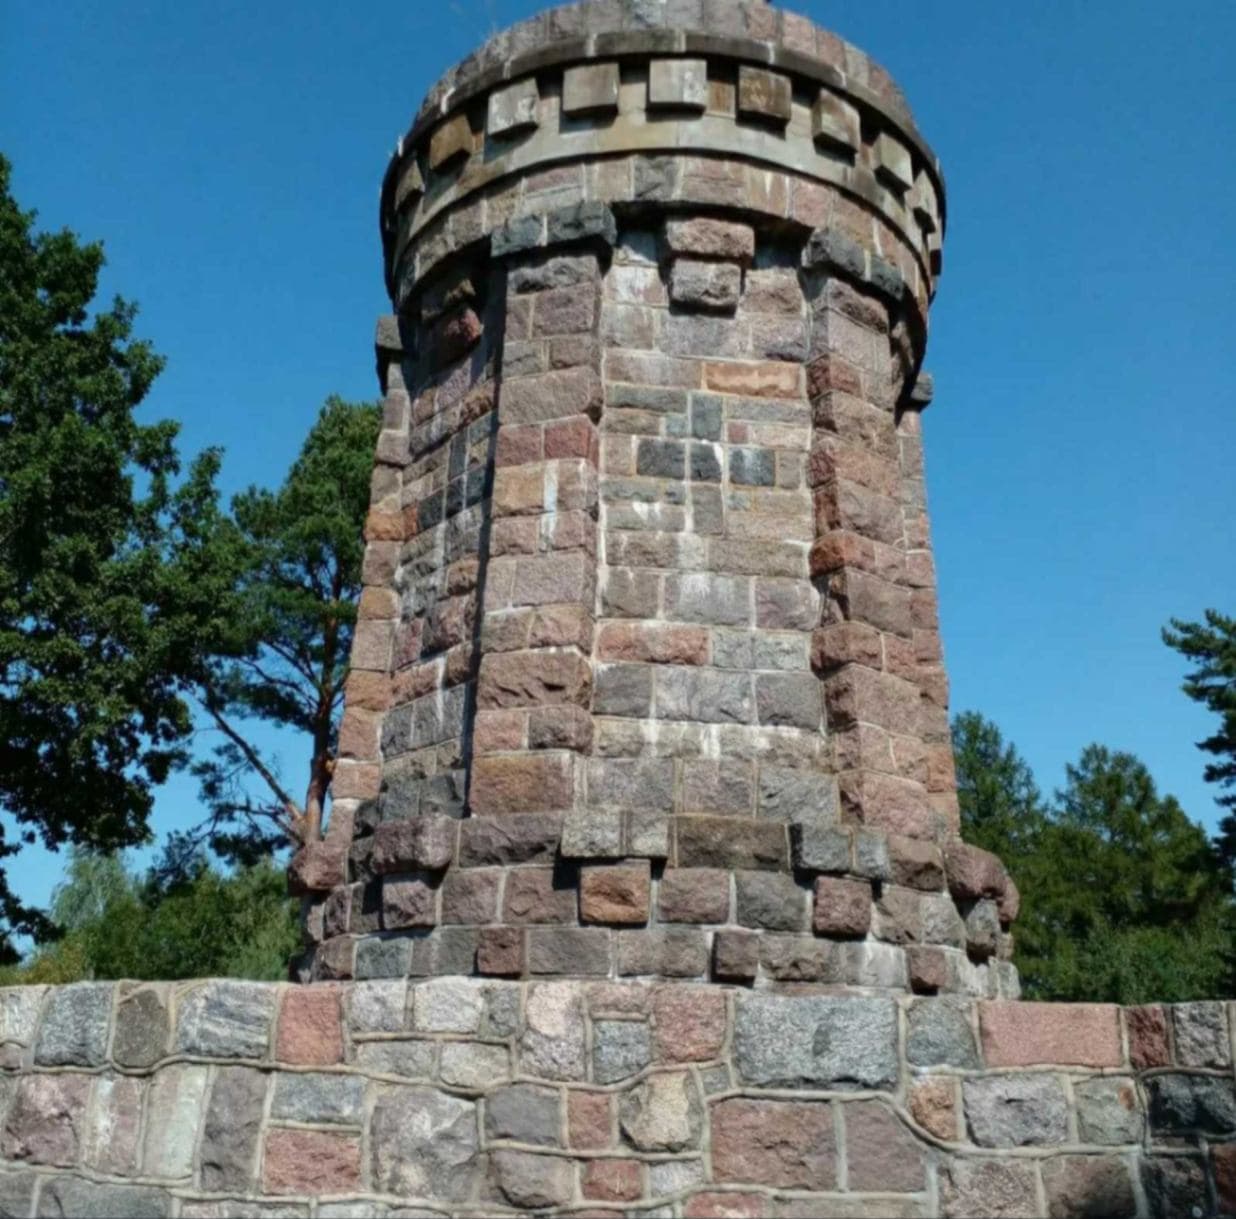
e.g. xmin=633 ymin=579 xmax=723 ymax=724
xmin=379 ymin=0 xmax=945 ymax=320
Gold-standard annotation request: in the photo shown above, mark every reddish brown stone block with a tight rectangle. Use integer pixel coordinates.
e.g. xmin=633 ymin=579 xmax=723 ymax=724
xmin=944 ymin=842 xmax=1006 ymax=900
xmin=581 ymin=1158 xmax=642 ymax=1201
xmin=711 ymin=1098 xmax=835 ymax=1189
xmin=907 ymin=945 xmax=949 ymax=994
xmin=478 ymin=649 xmax=592 ymax=710
xmin=652 ymin=987 xmax=727 ymax=1063
xmin=1214 ymin=1142 xmax=1236 ymax=1216
xmin=568 ymin=1092 xmax=614 ymax=1149
xmin=683 ymin=1194 xmax=767 ymax=1219
xmin=658 ymin=869 xmax=730 ymax=924
xmin=276 ymin=985 xmax=342 ymax=1066
xmin=262 ymin=1128 xmax=361 ymax=1195
xmin=470 ymin=753 xmax=577 ymax=815
xmin=908 ymin=1077 xmax=957 ymax=1141
xmin=813 ymin=875 xmax=871 ymax=936
xmin=596 ymin=623 xmax=709 ymax=665
xmin=980 ymin=1001 xmax=1122 ymax=1068
xmin=504 ymin=867 xmax=577 ymax=924
xmin=844 ymin=1100 xmax=926 ymax=1192
xmin=713 ymin=930 xmax=758 ymax=982
xmin=704 ymin=360 xmax=801 ymax=399
xmin=888 ymin=834 xmax=945 ymax=891
xmin=478 ymin=926 xmax=525 ymax=976
xmin=1126 ymin=1004 xmax=1171 ymax=1069
xmin=580 ymin=862 xmax=651 ymax=925
xmin=441 ymin=868 xmax=501 ymax=924
xmin=287 ymin=841 xmax=347 ymax=895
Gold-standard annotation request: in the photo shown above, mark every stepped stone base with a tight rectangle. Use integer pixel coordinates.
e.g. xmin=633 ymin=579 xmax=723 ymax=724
xmin=0 ymin=980 xmax=1233 ymax=1216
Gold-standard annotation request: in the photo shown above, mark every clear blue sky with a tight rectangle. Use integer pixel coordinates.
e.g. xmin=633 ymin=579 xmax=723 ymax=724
xmin=2 ymin=1 xmax=1234 ymax=916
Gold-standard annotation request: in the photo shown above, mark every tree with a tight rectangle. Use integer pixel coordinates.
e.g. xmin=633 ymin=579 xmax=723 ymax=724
xmin=1163 ymin=610 xmax=1236 ymax=871
xmin=0 ymin=154 xmax=231 ymax=957
xmin=185 ymin=397 xmax=380 ymax=865
xmin=952 ymin=713 xmax=1235 ymax=1002
xmin=0 ymin=846 xmax=299 ymax=985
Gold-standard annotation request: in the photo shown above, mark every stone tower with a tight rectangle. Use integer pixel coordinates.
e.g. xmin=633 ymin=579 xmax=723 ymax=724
xmin=292 ymin=0 xmax=1020 ymax=997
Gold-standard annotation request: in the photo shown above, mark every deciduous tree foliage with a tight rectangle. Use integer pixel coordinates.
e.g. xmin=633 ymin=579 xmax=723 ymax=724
xmin=1164 ymin=609 xmax=1236 ymax=871
xmin=0 ymin=155 xmax=234 ymax=957
xmin=0 ymin=848 xmax=299 ymax=984
xmin=954 ymin=714 xmax=1235 ymax=1002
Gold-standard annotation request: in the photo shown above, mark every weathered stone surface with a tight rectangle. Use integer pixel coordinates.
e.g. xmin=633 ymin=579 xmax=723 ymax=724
xmin=263 ymin=1129 xmax=362 ymax=1196
xmin=175 ymin=980 xmax=276 ymax=1058
xmin=670 ymin=259 xmax=742 ymax=312
xmin=1041 ymin=1154 xmax=1136 ymax=1219
xmin=413 ymin=977 xmax=484 ymax=1034
xmin=581 ymin=861 xmax=651 ymax=924
xmin=845 ymin=1101 xmax=926 ymax=1193
xmin=84 ymin=1074 xmax=143 ymax=1175
xmin=620 ymin=1071 xmax=702 ymax=1152
xmin=1126 ymin=1004 xmax=1170 ymax=1069
xmin=563 ymin=62 xmax=620 ymax=115
xmin=594 ymin=1019 xmax=651 ymax=1083
xmin=1074 ymin=1076 xmax=1142 ymax=1144
xmin=488 ymin=77 xmax=539 ymax=137
xmin=734 ymin=994 xmax=897 ymax=1089
xmin=199 ymin=1067 xmax=266 ymax=1191
xmin=979 ymin=1001 xmax=1121 ymax=1067
xmin=1140 ymin=1155 xmax=1208 ymax=1219
xmin=1173 ymin=1000 xmax=1231 ymax=1067
xmin=1 ymin=1074 xmax=90 ymax=1166
xmin=652 ymin=987 xmax=726 ymax=1063
xmin=142 ymin=1064 xmax=208 ymax=1178
xmin=711 ymin=1098 xmax=835 ymax=1189
xmin=0 ymin=987 xmax=45 ymax=1047
xmin=272 ymin=1072 xmax=365 ymax=1124
xmin=908 ymin=1077 xmax=957 ymax=1141
xmin=962 ymin=1074 xmax=1069 ymax=1147
xmin=369 ymin=1086 xmax=479 ymax=1200
xmin=736 ymin=66 xmax=792 ymax=124
xmin=521 ymin=982 xmax=587 ymax=1080
xmin=648 ymin=58 xmax=708 ymax=111
xmin=355 ymin=1039 xmax=435 ymax=1078
xmin=906 ymin=998 xmax=979 ymax=1068
xmin=33 ymin=983 xmax=110 ymax=1066
xmin=439 ymin=1041 xmax=511 ymax=1089
xmin=347 ymin=979 xmax=408 ymax=1033
xmin=1146 ymin=1072 xmax=1236 ymax=1135
xmin=939 ymin=1159 xmax=1038 ymax=1219
xmin=277 ymin=985 xmax=343 ymax=1065
xmin=35 ymin=1178 xmax=172 ymax=1218
xmin=0 ymin=1171 xmax=35 ymax=1219
xmin=485 ymin=1084 xmax=561 ymax=1147
xmin=488 ymin=1150 xmax=573 ymax=1210
xmin=113 ymin=984 xmax=169 ymax=1068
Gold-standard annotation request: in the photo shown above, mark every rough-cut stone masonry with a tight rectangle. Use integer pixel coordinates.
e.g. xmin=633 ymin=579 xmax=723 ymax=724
xmin=291 ymin=0 xmax=1022 ymax=991
xmin=0 ymin=981 xmax=1232 ymax=1216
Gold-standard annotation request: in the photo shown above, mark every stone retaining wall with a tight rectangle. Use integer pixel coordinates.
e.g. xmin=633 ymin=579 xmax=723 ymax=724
xmin=0 ymin=980 xmax=1233 ymax=1216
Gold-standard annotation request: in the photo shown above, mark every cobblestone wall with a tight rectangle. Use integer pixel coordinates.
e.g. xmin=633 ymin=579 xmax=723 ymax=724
xmin=1 ymin=980 xmax=1233 ymax=1216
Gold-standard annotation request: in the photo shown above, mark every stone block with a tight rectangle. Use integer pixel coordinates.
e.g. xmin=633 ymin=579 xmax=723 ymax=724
xmin=594 ymin=1019 xmax=651 ymax=1083
xmin=1173 ymin=1000 xmax=1231 ymax=1067
xmin=174 ymin=980 xmax=276 ymax=1059
xmin=713 ymin=929 xmax=759 ymax=982
xmin=874 ymin=131 xmax=914 ymax=193
xmin=1 ymin=1074 xmax=91 ymax=1166
xmin=271 ymin=1072 xmax=365 ymax=1124
xmin=906 ymin=998 xmax=979 ymax=1068
xmin=845 ymin=1100 xmax=926 ymax=1192
xmin=944 ymin=842 xmax=1005 ymax=900
xmin=1145 ymin=1072 xmax=1236 ymax=1136
xmin=568 ymin=1090 xmax=613 ymax=1149
xmin=581 ymin=861 xmax=651 ymax=924
xmin=1140 ymin=1155 xmax=1208 ymax=1219
xmin=504 ymin=866 xmax=577 ymax=924
xmin=84 ymin=1074 xmax=143 ymax=1175
xmin=428 ymin=113 xmax=473 ymax=171
xmin=486 ymin=1083 xmax=562 ymax=1146
xmin=794 ymin=823 xmax=852 ymax=872
xmin=1074 ymin=1076 xmax=1142 ymax=1145
xmin=812 ymin=87 xmax=860 ymax=154
xmin=488 ymin=77 xmax=539 ymax=137
xmin=563 ymin=63 xmax=621 ymax=115
xmin=670 ymin=258 xmax=742 ymax=312
xmin=199 ymin=1067 xmax=266 ymax=1191
xmin=616 ymin=927 xmax=709 ymax=978
xmin=979 ymin=1001 xmax=1122 ymax=1068
xmin=582 ymin=1158 xmax=643 ymax=1202
xmin=735 ymin=870 xmax=808 ymax=930
xmin=112 ymin=983 xmax=169 ymax=1069
xmin=908 ymin=1077 xmax=957 ymax=1141
xmin=276 ymin=984 xmax=343 ymax=1065
xmin=414 ymin=977 xmax=485 ymax=1033
xmin=489 ymin=1150 xmax=574 ymax=1210
xmin=527 ymin=927 xmax=613 ymax=975
xmin=888 ymin=834 xmax=945 ymax=891
xmin=458 ymin=813 xmax=561 ymax=866
xmin=441 ymin=868 xmax=501 ymax=923
xmin=521 ymin=982 xmax=587 ymax=1080
xmin=371 ymin=814 xmax=456 ymax=873
xmin=142 ymin=1064 xmax=208 ymax=1178
xmin=355 ymin=1040 xmax=435 ymax=1078
xmin=938 ymin=1159 xmax=1038 ymax=1219
xmin=659 ymin=868 xmax=730 ymax=923
xmin=737 ymin=66 xmax=792 ymax=125
xmin=0 ymin=987 xmax=45 ymax=1047
xmin=34 ymin=1179 xmax=171 ymax=1218
xmin=676 ymin=816 xmax=787 ymax=870
xmin=962 ymin=1074 xmax=1068 ymax=1147
xmin=1041 ymin=1155 xmax=1136 ymax=1219
xmin=619 ymin=1071 xmax=702 ymax=1152
xmin=263 ymin=1128 xmax=362 ymax=1196
xmin=33 ymin=982 xmax=110 ymax=1067
xmin=470 ymin=752 xmax=578 ymax=815
xmin=0 ymin=1172 xmax=35 ymax=1219
xmin=648 ymin=58 xmax=709 ymax=110
xmin=441 ymin=1041 xmax=511 ymax=1090
xmin=369 ymin=1086 xmax=479 ymax=1200
xmin=759 ymin=934 xmax=837 ymax=982
xmin=711 ymin=1098 xmax=834 ymax=1188
xmin=812 ymin=875 xmax=871 ymax=936
xmin=734 ymin=994 xmax=898 ymax=1089
xmin=652 ymin=986 xmax=727 ymax=1062
xmin=347 ymin=979 xmax=408 ymax=1033
xmin=665 ymin=218 xmax=755 ymax=262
